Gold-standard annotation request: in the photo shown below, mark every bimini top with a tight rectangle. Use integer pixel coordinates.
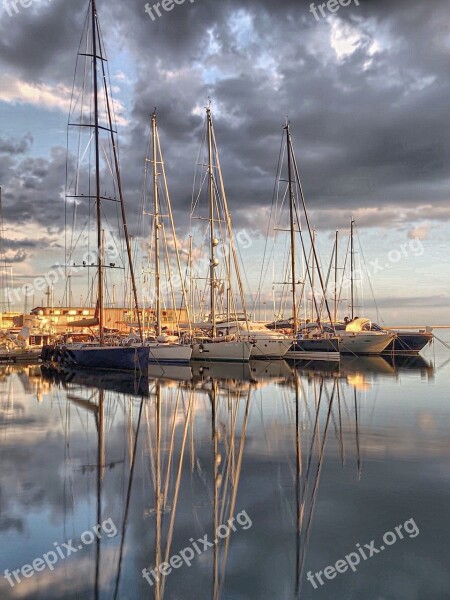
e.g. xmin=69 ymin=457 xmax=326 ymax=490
xmin=345 ymin=318 xmax=371 ymax=332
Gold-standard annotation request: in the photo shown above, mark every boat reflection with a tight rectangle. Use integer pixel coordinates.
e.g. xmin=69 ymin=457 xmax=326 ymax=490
xmin=40 ymin=365 xmax=150 ymax=397
xmin=0 ymin=351 xmax=439 ymax=599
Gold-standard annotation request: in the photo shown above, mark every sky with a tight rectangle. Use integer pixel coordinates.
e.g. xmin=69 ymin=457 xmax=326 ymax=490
xmin=0 ymin=0 xmax=449 ymax=324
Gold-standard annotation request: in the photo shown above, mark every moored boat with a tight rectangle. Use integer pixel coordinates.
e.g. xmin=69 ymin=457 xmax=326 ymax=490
xmin=215 ymin=319 xmax=292 ymax=359
xmin=191 ymin=338 xmax=252 ymax=362
xmin=44 ymin=0 xmax=148 ymax=374
xmin=286 ymin=335 xmax=340 ymax=361
xmin=365 ymin=324 xmax=433 ymax=355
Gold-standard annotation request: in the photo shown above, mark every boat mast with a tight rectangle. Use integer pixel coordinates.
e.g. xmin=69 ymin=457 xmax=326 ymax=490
xmin=290 ymin=133 xmax=335 ymax=329
xmin=91 ymin=0 xmax=104 ymax=344
xmin=350 ymin=218 xmax=354 ymax=320
xmin=207 ymin=107 xmax=217 ymax=338
xmin=311 ymin=229 xmax=316 ymax=322
xmin=0 ymin=187 xmax=10 ymax=313
xmin=152 ymin=112 xmax=161 ymax=336
xmin=89 ymin=0 xmax=144 ymax=343
xmin=334 ymin=230 xmax=338 ymax=323
xmin=285 ymin=122 xmax=298 ymax=336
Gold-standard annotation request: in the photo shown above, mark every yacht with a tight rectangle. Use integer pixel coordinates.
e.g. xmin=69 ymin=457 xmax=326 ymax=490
xmin=321 ymin=318 xmax=396 ymax=355
xmin=214 ymin=317 xmax=292 ymax=359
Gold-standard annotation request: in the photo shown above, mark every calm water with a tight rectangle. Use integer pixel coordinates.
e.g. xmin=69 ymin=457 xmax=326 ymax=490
xmin=0 ymin=337 xmax=449 ymax=600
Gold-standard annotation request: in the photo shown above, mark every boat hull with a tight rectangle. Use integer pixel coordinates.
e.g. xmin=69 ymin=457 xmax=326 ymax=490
xmin=380 ymin=332 xmax=433 ymax=355
xmin=191 ymin=340 xmax=252 ymax=362
xmin=286 ymin=338 xmax=340 ymax=361
xmin=249 ymin=338 xmax=292 ymax=359
xmin=339 ymin=332 xmax=395 ymax=355
xmin=147 ymin=343 xmax=192 ymax=365
xmin=61 ymin=346 xmax=150 ymax=372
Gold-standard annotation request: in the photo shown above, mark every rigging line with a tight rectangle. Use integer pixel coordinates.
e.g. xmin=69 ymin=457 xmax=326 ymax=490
xmin=66 ymin=15 xmax=90 ymax=293
xmin=254 ymin=130 xmax=286 ymax=312
xmin=317 ymin=240 xmax=335 ymax=320
xmin=98 ymin=30 xmax=143 ymax=341
xmin=301 ymin=378 xmax=324 ymax=506
xmin=162 ymin=389 xmax=182 ymax=509
xmin=191 ymin=122 xmax=208 ymax=219
xmin=113 ymin=397 xmax=144 ymax=600
xmin=290 ymin=137 xmax=334 ymax=328
xmin=296 ymin=237 xmax=313 ymax=320
xmin=337 ymin=382 xmax=345 ymax=466
xmin=355 ymin=227 xmax=383 ymax=324
xmin=219 ymin=394 xmax=252 ymax=594
xmin=211 ymin=118 xmax=250 ymax=327
xmin=337 ymin=233 xmax=351 ymax=316
xmin=297 ymin=228 xmax=322 ymax=324
xmin=298 ymin=380 xmax=337 ymax=587
xmin=160 ymin=389 xmax=195 ymax=597
xmin=156 ymin=123 xmax=192 ymax=330
xmin=66 ymin=202 xmax=96 ymax=265
xmin=144 ymin=401 xmax=156 ymax=489
xmin=218 ymin=396 xmax=241 ymax=526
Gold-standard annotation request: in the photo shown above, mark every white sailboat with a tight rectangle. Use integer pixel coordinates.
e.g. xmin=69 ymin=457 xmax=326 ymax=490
xmin=215 ymin=317 xmax=292 ymax=359
xmin=138 ymin=112 xmax=192 ymax=365
xmin=259 ymin=121 xmax=340 ymax=361
xmin=190 ymin=107 xmax=251 ymax=362
xmin=327 ymin=220 xmax=396 ymax=355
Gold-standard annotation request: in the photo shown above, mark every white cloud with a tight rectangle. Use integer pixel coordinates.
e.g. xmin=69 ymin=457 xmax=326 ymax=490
xmin=0 ymin=73 xmax=128 ymax=126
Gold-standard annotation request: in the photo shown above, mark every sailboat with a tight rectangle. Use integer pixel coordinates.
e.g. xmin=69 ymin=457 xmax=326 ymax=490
xmin=324 ymin=219 xmax=398 ymax=355
xmin=335 ymin=220 xmax=432 ymax=355
xmin=137 ymin=112 xmax=192 ymax=365
xmin=190 ymin=107 xmax=252 ymax=362
xmin=51 ymin=0 xmax=149 ymax=372
xmin=263 ymin=121 xmax=340 ymax=361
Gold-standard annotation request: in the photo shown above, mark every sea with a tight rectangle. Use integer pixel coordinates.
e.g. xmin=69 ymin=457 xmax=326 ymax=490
xmin=0 ymin=334 xmax=449 ymax=599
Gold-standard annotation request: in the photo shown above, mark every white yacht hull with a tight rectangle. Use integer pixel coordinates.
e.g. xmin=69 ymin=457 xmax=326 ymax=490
xmin=339 ymin=332 xmax=395 ymax=355
xmin=214 ymin=321 xmax=291 ymax=359
xmin=192 ymin=340 xmax=252 ymax=362
xmin=248 ymin=338 xmax=292 ymax=359
xmin=147 ymin=343 xmax=192 ymax=365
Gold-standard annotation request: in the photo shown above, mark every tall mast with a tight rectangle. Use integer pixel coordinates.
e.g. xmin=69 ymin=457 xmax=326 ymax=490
xmin=0 ymin=187 xmax=9 ymax=313
xmin=350 ymin=219 xmax=354 ymax=320
xmin=311 ymin=229 xmax=316 ymax=322
xmin=334 ymin=230 xmax=338 ymax=323
xmin=96 ymin=11 xmax=144 ymax=343
xmin=285 ymin=122 xmax=297 ymax=335
xmin=207 ymin=107 xmax=217 ymax=337
xmin=152 ymin=112 xmax=161 ymax=336
xmin=91 ymin=0 xmax=104 ymax=344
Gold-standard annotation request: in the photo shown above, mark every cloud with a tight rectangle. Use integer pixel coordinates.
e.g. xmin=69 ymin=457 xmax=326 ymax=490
xmin=0 ymin=133 xmax=33 ymax=154
xmin=0 ymin=0 xmax=450 ymax=315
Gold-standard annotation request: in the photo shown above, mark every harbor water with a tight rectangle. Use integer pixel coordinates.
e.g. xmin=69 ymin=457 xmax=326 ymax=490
xmin=0 ymin=336 xmax=449 ymax=599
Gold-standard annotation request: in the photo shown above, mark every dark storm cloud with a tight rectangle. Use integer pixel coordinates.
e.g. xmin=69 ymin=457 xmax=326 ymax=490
xmin=0 ymin=0 xmax=87 ymax=84
xmin=0 ymin=145 xmax=66 ymax=229
xmin=0 ymin=133 xmax=32 ymax=155
xmin=0 ymin=0 xmax=450 ymax=238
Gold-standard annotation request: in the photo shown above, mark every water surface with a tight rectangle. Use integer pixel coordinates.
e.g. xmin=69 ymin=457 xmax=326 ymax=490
xmin=0 ymin=338 xmax=449 ymax=600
